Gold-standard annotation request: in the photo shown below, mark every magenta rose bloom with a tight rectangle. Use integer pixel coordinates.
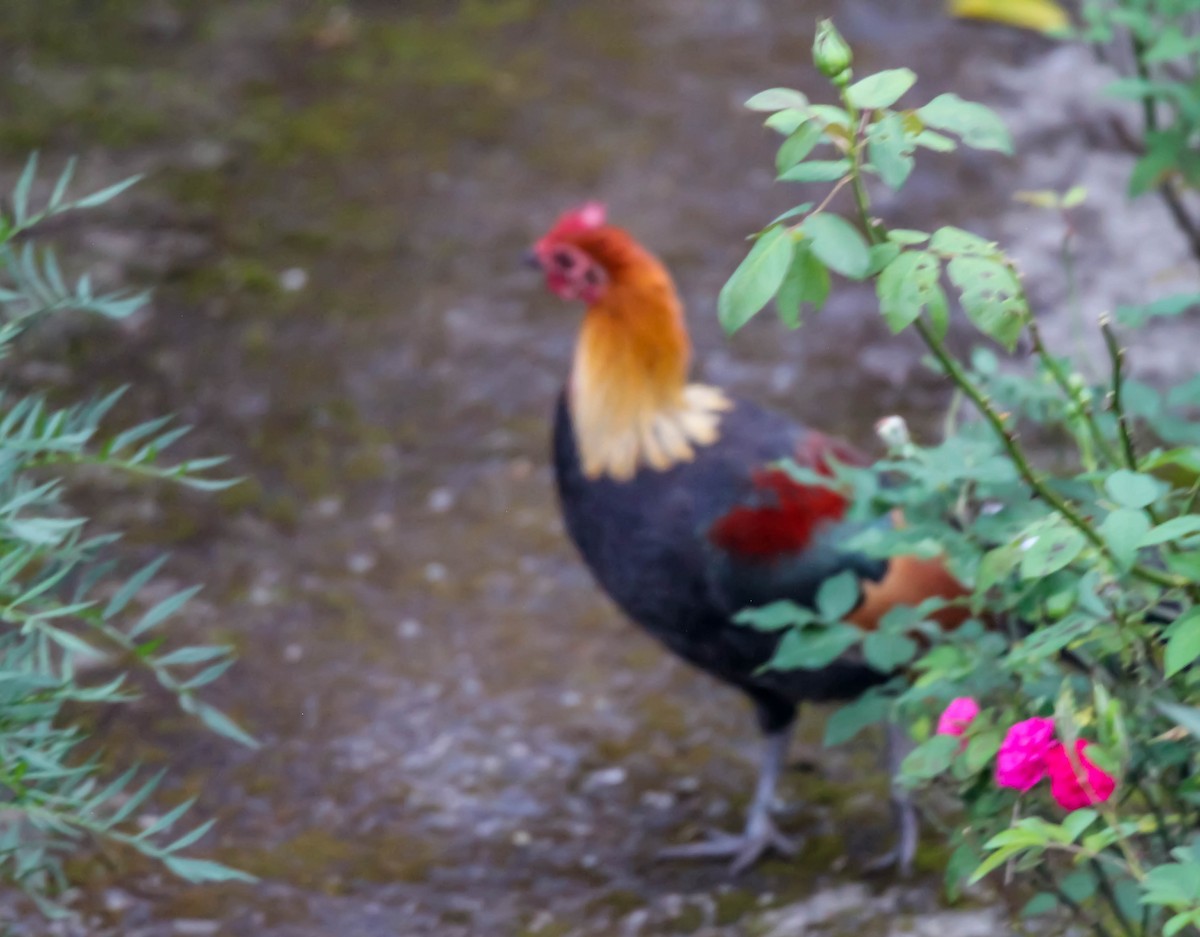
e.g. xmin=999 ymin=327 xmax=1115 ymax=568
xmin=937 ymin=697 xmax=980 ymax=737
xmin=995 ymin=717 xmax=1056 ymax=792
xmin=1046 ymin=739 xmax=1116 ymax=810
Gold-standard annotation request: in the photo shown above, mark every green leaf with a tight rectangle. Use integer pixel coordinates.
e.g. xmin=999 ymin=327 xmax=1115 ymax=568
xmin=1022 ymin=893 xmax=1058 ymax=917
xmin=962 ymin=728 xmax=1003 ymax=775
xmin=1019 ymin=523 xmax=1086 ymax=578
xmin=718 ymin=226 xmax=795 ymax=334
xmin=763 ymin=625 xmax=861 ymax=672
xmin=154 ymin=645 xmax=231 ymax=667
xmin=823 ymin=691 xmax=891 ymax=746
xmin=914 ymin=129 xmax=957 ymax=152
xmin=1115 ymin=293 xmax=1200 ymax=327
xmin=72 ymin=174 xmax=143 ymax=210
xmin=1100 ymin=508 xmax=1151 ymax=571
xmin=779 ymin=159 xmax=852 ymax=183
xmin=163 ymin=856 xmax=257 ymax=884
xmin=918 ymin=93 xmax=1013 ymax=154
xmin=1061 ymin=809 xmax=1099 ymax=842
xmin=104 ymin=555 xmax=170 ymax=618
xmin=1140 ymin=516 xmax=1200 ymax=547
xmin=1157 ymin=699 xmax=1200 ymax=740
xmin=775 ymin=242 xmax=830 ymax=328
xmin=866 ymin=113 xmax=915 ymax=190
xmin=1165 ymin=611 xmax=1200 ymax=678
xmin=888 ymin=228 xmax=931 ymax=246
xmin=776 ymin=122 xmax=824 ymax=175
xmin=900 ymin=734 xmax=959 ymax=780
xmin=946 ymin=256 xmax=1027 ymax=349
xmin=746 ymin=88 xmax=809 ymax=112
xmin=129 ymin=585 xmax=203 ymax=638
xmin=734 ymin=600 xmax=815 ymax=631
xmin=846 ymin=68 xmax=917 ymax=109
xmin=13 ymin=152 xmax=38 ymax=225
xmin=865 ymin=242 xmax=901 ymax=276
xmin=765 ymin=109 xmax=808 ymax=136
xmin=801 ymin=214 xmax=870 ymax=279
xmin=1105 ymin=470 xmax=1166 ymax=508
xmin=817 ymin=569 xmax=861 ymax=620
xmin=877 ymin=251 xmax=946 ymax=333
xmin=930 ymin=226 xmax=999 ymax=257
xmin=863 ymin=631 xmax=918 ymax=671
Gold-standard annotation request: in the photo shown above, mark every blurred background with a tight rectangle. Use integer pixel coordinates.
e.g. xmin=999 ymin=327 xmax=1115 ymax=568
xmin=2 ymin=1 xmax=1196 ymax=935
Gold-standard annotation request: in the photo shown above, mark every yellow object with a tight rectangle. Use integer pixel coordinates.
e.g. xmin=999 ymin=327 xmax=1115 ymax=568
xmin=948 ymin=0 xmax=1071 ymax=35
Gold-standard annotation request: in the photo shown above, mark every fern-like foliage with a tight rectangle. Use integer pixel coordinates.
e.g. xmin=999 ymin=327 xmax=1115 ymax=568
xmin=0 ymin=155 xmax=254 ymax=918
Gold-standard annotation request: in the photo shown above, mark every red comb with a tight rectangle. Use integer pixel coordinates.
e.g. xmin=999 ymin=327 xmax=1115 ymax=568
xmin=540 ymin=201 xmax=607 ymax=244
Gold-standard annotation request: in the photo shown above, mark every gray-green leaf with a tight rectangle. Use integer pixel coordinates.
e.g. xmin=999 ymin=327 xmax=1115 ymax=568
xmin=877 ymin=250 xmax=946 ymax=333
xmin=718 ymin=226 xmax=795 ymax=334
xmin=946 ymin=256 xmax=1027 ymax=349
xmin=846 ymin=68 xmax=917 ymax=109
xmin=776 ymin=242 xmax=830 ymax=328
xmin=801 ymin=214 xmax=870 ymax=280
xmin=918 ymin=93 xmax=1013 ymax=154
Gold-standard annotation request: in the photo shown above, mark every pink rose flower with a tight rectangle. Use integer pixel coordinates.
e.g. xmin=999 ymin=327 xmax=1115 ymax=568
xmin=937 ymin=697 xmax=980 ymax=737
xmin=1046 ymin=739 xmax=1116 ymax=811
xmin=995 ymin=717 xmax=1056 ymax=792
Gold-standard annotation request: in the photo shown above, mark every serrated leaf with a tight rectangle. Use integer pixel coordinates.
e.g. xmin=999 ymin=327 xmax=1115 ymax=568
xmin=801 ymin=214 xmax=870 ymax=279
xmin=765 ymin=108 xmax=808 ymax=136
xmin=877 ymin=250 xmax=946 ymax=333
xmin=863 ymin=631 xmax=918 ymax=671
xmin=775 ymin=242 xmax=829 ymax=327
xmin=817 ymin=569 xmax=861 ymax=620
xmin=746 ymin=88 xmax=809 ymax=112
xmin=718 ymin=226 xmax=795 ymax=334
xmin=914 ymin=129 xmax=957 ymax=151
xmin=1105 ymin=470 xmax=1166 ymax=509
xmin=866 ymin=113 xmax=915 ymax=190
xmin=946 ymin=255 xmax=1027 ymax=349
xmin=1019 ymin=523 xmax=1086 ymax=578
xmin=901 ymin=734 xmax=959 ymax=780
xmin=823 ymin=692 xmax=891 ymax=746
xmin=888 ymin=228 xmax=930 ymax=245
xmin=779 ymin=159 xmax=852 ymax=183
xmin=846 ymin=68 xmax=917 ymax=109
xmin=1141 ymin=516 xmax=1200 ymax=547
xmin=1100 ymin=508 xmax=1151 ymax=571
xmin=1115 ymin=293 xmax=1200 ymax=327
xmin=776 ymin=122 xmax=824 ymax=175
xmin=1165 ymin=611 xmax=1200 ymax=678
xmin=919 ymin=93 xmax=1013 ymax=154
xmin=930 ymin=226 xmax=999 ymax=257
xmin=734 ymin=600 xmax=814 ymax=631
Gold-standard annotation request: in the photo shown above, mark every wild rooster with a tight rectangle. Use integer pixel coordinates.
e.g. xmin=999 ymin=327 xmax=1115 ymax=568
xmin=526 ymin=202 xmax=968 ymax=873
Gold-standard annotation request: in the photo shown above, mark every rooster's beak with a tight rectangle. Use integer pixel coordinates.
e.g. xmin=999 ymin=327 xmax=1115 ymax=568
xmin=521 ymin=249 xmax=541 ymax=270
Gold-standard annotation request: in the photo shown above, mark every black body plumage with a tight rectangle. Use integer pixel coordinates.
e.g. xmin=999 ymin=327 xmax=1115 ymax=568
xmin=552 ymin=391 xmax=887 ymax=732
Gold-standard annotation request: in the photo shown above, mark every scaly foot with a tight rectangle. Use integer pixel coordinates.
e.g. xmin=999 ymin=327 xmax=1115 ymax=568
xmin=658 ymin=816 xmax=799 ymax=875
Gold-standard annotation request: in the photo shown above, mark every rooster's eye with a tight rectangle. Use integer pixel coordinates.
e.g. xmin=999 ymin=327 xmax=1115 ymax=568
xmin=553 ymin=250 xmax=575 ymax=270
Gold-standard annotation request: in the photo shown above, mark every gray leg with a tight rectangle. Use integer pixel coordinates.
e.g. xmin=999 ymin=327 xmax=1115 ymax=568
xmin=658 ymin=725 xmax=799 ymax=874
xmin=864 ymin=721 xmax=919 ymax=875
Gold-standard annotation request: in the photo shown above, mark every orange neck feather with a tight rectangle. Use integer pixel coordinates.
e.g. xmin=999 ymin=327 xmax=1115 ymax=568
xmin=567 ymin=229 xmax=730 ymax=481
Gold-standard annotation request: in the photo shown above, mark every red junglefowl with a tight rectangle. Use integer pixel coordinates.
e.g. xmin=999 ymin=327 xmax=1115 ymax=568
xmin=525 ymin=202 xmax=968 ymax=874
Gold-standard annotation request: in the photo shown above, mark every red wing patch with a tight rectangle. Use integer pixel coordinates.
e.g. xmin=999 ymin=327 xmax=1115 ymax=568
xmin=707 ymin=432 xmax=868 ymax=561
xmin=708 ymin=469 xmax=850 ymax=560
